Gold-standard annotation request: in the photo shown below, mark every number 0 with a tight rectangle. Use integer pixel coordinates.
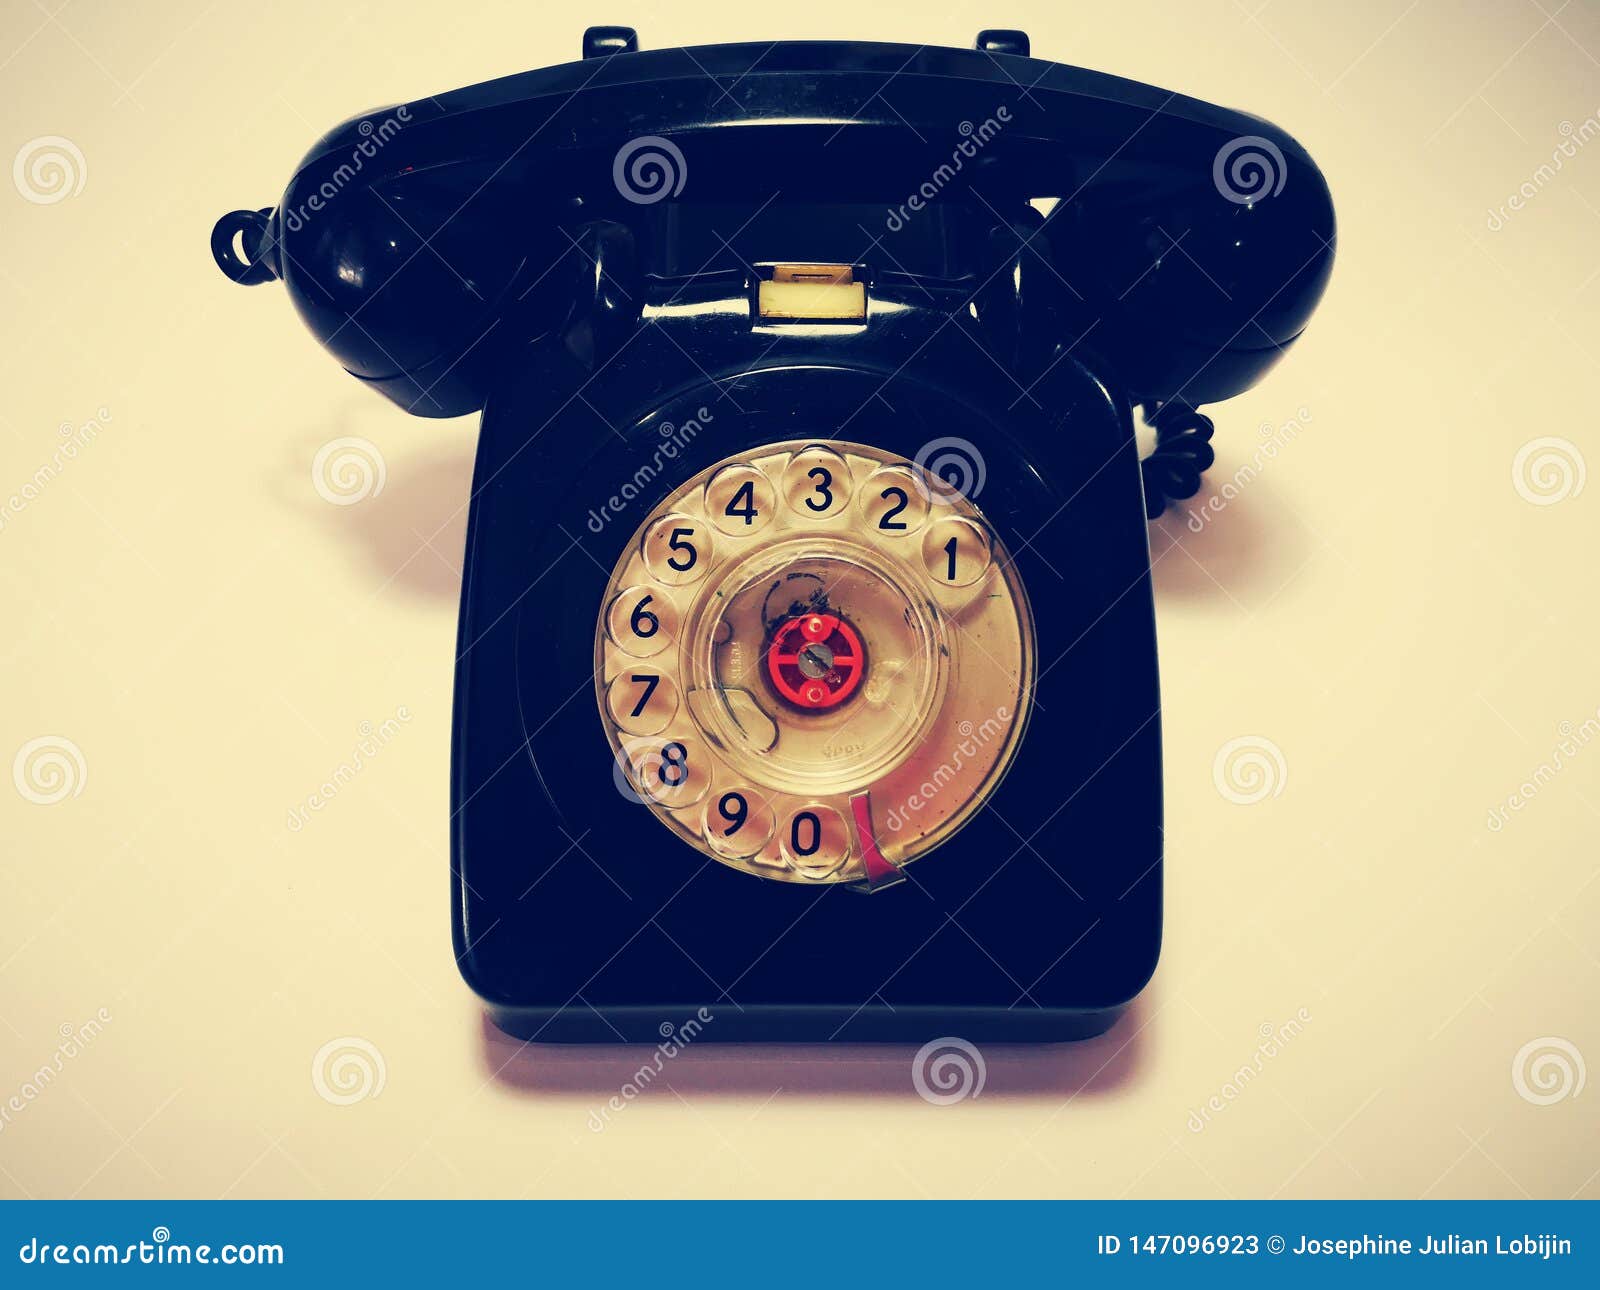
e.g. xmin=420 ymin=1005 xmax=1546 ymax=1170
xmin=791 ymin=810 xmax=820 ymax=857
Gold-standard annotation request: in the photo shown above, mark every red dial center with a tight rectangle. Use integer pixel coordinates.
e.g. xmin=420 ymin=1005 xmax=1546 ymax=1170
xmin=765 ymin=612 xmax=865 ymax=710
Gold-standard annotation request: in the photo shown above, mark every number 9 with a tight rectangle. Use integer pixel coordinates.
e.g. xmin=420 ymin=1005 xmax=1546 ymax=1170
xmin=716 ymin=791 xmax=748 ymax=837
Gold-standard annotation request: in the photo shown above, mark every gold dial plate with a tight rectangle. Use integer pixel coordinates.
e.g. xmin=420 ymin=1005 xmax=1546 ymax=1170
xmin=595 ymin=440 xmax=1035 ymax=886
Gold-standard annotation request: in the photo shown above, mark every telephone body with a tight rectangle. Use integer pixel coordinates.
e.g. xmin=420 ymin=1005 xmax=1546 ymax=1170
xmin=214 ymin=29 xmax=1334 ymax=1041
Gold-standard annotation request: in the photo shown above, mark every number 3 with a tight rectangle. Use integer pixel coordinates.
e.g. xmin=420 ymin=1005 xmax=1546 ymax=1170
xmin=805 ymin=467 xmax=834 ymax=512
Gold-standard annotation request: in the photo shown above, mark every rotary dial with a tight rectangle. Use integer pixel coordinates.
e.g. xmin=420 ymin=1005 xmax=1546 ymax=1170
xmin=594 ymin=440 xmax=1034 ymax=888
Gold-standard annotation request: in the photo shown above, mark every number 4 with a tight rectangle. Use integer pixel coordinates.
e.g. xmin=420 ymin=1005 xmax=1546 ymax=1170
xmin=725 ymin=480 xmax=758 ymax=525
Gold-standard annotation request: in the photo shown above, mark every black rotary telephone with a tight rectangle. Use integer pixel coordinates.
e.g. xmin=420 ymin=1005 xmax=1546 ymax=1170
xmin=213 ymin=28 xmax=1333 ymax=1042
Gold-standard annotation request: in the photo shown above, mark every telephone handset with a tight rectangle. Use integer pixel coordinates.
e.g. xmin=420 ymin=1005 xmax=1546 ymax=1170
xmin=214 ymin=28 xmax=1333 ymax=1042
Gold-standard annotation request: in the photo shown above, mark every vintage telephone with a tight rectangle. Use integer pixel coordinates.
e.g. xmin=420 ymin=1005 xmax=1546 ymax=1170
xmin=213 ymin=29 xmax=1333 ymax=1042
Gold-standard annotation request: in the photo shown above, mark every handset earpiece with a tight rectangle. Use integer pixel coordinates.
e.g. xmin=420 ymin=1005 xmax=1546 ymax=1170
xmin=1047 ymin=128 xmax=1335 ymax=407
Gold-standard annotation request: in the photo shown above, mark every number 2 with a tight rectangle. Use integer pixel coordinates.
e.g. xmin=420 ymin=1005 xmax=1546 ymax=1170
xmin=879 ymin=486 xmax=909 ymax=530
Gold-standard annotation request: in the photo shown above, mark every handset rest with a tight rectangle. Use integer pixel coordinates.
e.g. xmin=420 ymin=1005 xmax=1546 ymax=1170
xmin=212 ymin=36 xmax=1333 ymax=416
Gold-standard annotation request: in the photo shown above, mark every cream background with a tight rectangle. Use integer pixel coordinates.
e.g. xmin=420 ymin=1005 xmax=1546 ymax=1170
xmin=1 ymin=0 xmax=1597 ymax=1199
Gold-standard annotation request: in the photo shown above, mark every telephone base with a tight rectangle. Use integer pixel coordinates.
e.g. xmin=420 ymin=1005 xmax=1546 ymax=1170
xmin=482 ymin=1003 xmax=1127 ymax=1045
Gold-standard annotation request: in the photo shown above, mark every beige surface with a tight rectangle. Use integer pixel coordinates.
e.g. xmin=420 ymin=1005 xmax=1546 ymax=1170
xmin=1 ymin=0 xmax=1597 ymax=1200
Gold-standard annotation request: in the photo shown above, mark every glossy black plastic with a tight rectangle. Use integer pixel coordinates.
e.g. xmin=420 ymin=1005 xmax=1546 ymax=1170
xmin=213 ymin=33 xmax=1334 ymax=417
xmin=213 ymin=30 xmax=1333 ymax=1041
xmin=456 ymin=309 xmax=1161 ymax=1042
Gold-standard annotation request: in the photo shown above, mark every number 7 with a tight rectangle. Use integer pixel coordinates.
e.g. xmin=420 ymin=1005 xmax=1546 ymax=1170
xmin=629 ymin=674 xmax=660 ymax=717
